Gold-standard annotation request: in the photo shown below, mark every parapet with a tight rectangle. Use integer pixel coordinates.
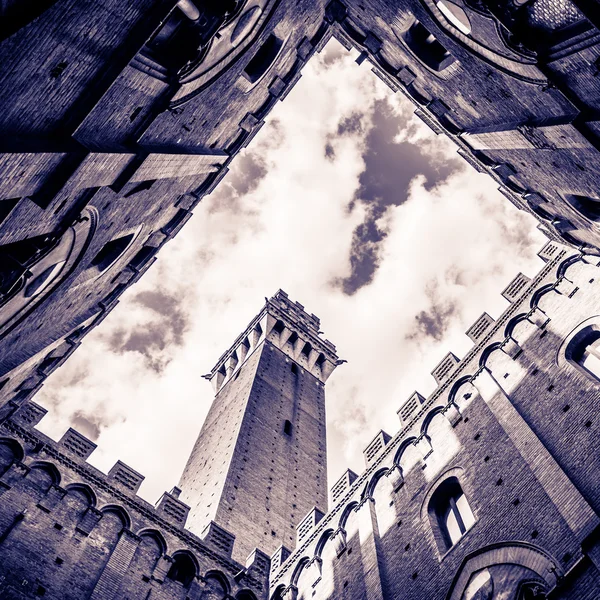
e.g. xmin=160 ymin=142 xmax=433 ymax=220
xmin=297 ymin=507 xmax=325 ymax=544
xmin=108 ymin=460 xmax=145 ymax=494
xmin=330 ymin=468 xmax=358 ymax=505
xmin=271 ymin=242 xmax=587 ymax=592
xmin=465 ymin=312 xmax=495 ymax=343
xmin=201 ymin=520 xmax=236 ymax=557
xmin=431 ymin=352 xmax=460 ymax=385
xmin=397 ymin=392 xmax=426 ymax=426
xmin=58 ymin=427 xmax=97 ymax=460
xmin=363 ymin=430 xmax=392 ymax=466
xmin=502 ymin=272 xmax=532 ymax=303
xmin=0 ymin=401 xmax=269 ymax=595
xmin=155 ymin=486 xmax=191 ymax=527
xmin=207 ymin=289 xmax=341 ymax=392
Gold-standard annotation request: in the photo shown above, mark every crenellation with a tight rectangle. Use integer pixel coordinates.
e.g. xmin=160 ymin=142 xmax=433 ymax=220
xmin=58 ymin=428 xmax=97 ymax=461
xmin=270 ymin=245 xmax=589 ymax=589
xmin=2 ymin=0 xmax=600 ymax=597
xmin=397 ymin=391 xmax=426 ymax=426
xmin=431 ymin=351 xmax=461 ymax=385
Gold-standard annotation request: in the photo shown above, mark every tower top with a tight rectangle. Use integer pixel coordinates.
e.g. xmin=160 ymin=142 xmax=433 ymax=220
xmin=206 ymin=290 xmax=340 ymax=393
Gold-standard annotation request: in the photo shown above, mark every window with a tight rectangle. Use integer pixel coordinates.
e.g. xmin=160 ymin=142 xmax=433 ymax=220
xmin=566 ymin=325 xmax=600 ymax=381
xmin=167 ymin=553 xmax=196 ymax=587
xmin=243 ymin=34 xmax=284 ymax=84
xmin=428 ymin=477 xmax=474 ymax=552
xmin=564 ymin=194 xmax=600 ymax=222
xmin=90 ymin=229 xmax=139 ymax=273
xmin=518 ymin=583 xmax=547 ymax=599
xmin=402 ymin=20 xmax=456 ymax=71
xmin=23 ymin=261 xmax=66 ymax=298
xmin=283 ymin=420 xmax=293 ymax=436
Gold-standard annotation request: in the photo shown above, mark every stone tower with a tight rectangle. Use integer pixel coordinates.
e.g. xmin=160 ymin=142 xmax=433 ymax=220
xmin=178 ymin=290 xmax=339 ymax=563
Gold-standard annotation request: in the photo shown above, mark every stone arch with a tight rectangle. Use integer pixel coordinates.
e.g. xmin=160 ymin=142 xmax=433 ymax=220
xmin=557 ymin=254 xmax=583 ymax=280
xmin=365 ymin=467 xmax=390 ymax=499
xmin=448 ymin=375 xmax=477 ymax=411
xmin=530 ymin=284 xmax=557 ymax=310
xmin=338 ymin=501 xmax=359 ymax=530
xmin=64 ymin=483 xmax=97 ymax=507
xmin=421 ymin=406 xmax=446 ymax=437
xmin=445 ymin=542 xmax=561 ymax=600
xmin=290 ymin=556 xmax=310 ymax=586
xmin=271 ymin=584 xmax=286 ymax=600
xmin=27 ymin=460 xmax=61 ymax=487
xmin=420 ymin=467 xmax=476 ymax=556
xmin=0 ymin=437 xmax=24 ymax=474
xmin=137 ymin=528 xmax=168 ymax=555
xmin=504 ymin=314 xmax=530 ymax=340
xmin=99 ymin=504 xmax=131 ymax=529
xmin=203 ymin=568 xmax=230 ymax=595
xmin=419 ymin=466 xmax=466 ymax=521
xmin=314 ymin=528 xmax=334 ymax=559
xmin=479 ymin=342 xmax=503 ymax=369
xmin=393 ymin=436 xmax=418 ymax=467
xmin=560 ymin=259 xmax=598 ymax=288
xmin=167 ymin=550 xmax=200 ymax=588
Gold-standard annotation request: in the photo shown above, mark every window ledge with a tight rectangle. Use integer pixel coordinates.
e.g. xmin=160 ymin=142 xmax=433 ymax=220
xmin=438 ymin=519 xmax=478 ymax=562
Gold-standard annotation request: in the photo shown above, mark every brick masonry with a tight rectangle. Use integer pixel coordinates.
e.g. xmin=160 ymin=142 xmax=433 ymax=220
xmin=2 ymin=0 xmax=600 ymax=598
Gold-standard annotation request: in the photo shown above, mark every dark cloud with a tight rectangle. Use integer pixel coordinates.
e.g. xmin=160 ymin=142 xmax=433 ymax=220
xmin=324 ymin=142 xmax=335 ymax=161
xmin=71 ymin=412 xmax=102 ymax=441
xmin=405 ymin=281 xmax=459 ymax=341
xmin=104 ymin=289 xmax=189 ymax=373
xmin=337 ymin=98 xmax=464 ymax=295
xmin=337 ymin=112 xmax=364 ymax=136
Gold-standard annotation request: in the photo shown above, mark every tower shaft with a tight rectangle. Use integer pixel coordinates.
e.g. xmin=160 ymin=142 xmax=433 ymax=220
xmin=179 ymin=291 xmax=338 ymax=563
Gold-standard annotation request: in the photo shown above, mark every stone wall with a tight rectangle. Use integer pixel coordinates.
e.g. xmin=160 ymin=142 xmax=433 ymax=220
xmin=0 ymin=402 xmax=269 ymax=600
xmin=271 ymin=243 xmax=600 ymax=599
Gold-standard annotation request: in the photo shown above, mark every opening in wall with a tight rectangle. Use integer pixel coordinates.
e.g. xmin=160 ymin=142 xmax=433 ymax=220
xmin=564 ymin=194 xmax=600 ymax=223
xmin=91 ymin=235 xmax=135 ymax=272
xmin=428 ymin=476 xmax=474 ymax=553
xmin=243 ymin=34 xmax=284 ymax=84
xmin=402 ymin=20 xmax=456 ymax=71
xmin=565 ymin=324 xmax=600 ymax=382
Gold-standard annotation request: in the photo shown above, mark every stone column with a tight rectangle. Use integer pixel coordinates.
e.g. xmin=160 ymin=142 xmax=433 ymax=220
xmin=472 ymin=369 xmax=599 ymax=544
xmin=90 ymin=529 xmax=141 ymax=600
xmin=356 ymin=499 xmax=386 ymax=600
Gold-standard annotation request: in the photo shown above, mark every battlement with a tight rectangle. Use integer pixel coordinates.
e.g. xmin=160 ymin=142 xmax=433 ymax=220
xmin=0 ymin=401 xmax=270 ymax=597
xmin=208 ymin=290 xmax=340 ymax=392
xmin=270 ymin=242 xmax=590 ymax=591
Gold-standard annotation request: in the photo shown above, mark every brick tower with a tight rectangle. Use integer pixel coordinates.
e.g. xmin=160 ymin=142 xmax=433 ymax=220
xmin=178 ymin=290 xmax=339 ymax=563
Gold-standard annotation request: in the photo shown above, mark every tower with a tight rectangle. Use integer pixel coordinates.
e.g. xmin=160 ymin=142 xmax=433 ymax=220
xmin=178 ymin=290 xmax=339 ymax=563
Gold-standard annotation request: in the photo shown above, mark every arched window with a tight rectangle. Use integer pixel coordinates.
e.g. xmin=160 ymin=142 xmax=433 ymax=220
xmin=564 ymin=194 xmax=600 ymax=222
xmin=402 ymin=20 xmax=456 ymax=71
xmin=565 ymin=325 xmax=600 ymax=382
xmin=428 ymin=477 xmax=474 ymax=552
xmin=167 ymin=552 xmax=196 ymax=587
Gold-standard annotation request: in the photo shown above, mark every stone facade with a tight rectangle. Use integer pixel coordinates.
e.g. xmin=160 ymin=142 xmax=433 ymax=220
xmin=0 ymin=402 xmax=270 ymax=600
xmin=1 ymin=0 xmax=600 ymax=416
xmin=270 ymin=242 xmax=600 ymax=599
xmin=179 ymin=291 xmax=339 ymax=563
xmin=2 ymin=0 xmax=600 ymax=599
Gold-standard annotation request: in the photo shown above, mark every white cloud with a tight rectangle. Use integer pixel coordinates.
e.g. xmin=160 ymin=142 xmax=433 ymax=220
xmin=35 ymin=40 xmax=546 ymax=518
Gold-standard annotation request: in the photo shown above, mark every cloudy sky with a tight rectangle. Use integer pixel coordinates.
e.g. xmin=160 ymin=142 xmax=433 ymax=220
xmin=35 ymin=40 xmax=546 ymax=511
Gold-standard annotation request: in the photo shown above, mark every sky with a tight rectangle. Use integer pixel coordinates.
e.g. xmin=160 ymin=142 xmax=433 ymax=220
xmin=35 ymin=40 xmax=546 ymax=512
